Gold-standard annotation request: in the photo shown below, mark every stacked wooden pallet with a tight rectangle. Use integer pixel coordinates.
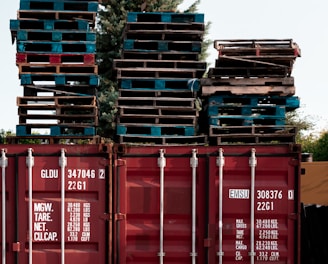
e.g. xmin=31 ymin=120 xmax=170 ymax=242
xmin=114 ymin=12 xmax=207 ymax=145
xmin=201 ymin=39 xmax=301 ymax=144
xmin=10 ymin=0 xmax=99 ymax=143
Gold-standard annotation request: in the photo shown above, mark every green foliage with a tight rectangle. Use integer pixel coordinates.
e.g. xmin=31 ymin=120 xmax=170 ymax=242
xmin=285 ymin=110 xmax=315 ymax=142
xmin=96 ymin=0 xmax=208 ymax=138
xmin=312 ymin=131 xmax=328 ymax=161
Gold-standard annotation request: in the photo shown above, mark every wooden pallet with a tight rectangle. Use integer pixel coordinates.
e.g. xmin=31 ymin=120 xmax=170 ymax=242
xmin=16 ymin=124 xmax=96 ymax=136
xmin=18 ymin=64 xmax=98 ymax=74
xmin=214 ymin=39 xmax=301 ymax=57
xmin=20 ymin=1 xmax=98 ymax=12
xmin=16 ymin=30 xmax=96 ymax=42
xmin=124 ymin=31 xmax=204 ymax=42
xmin=117 ymin=115 xmax=198 ymax=126
xmin=118 ymin=106 xmax=198 ymax=116
xmin=127 ymin=12 xmax=204 ymax=23
xmin=114 ymin=59 xmax=206 ymax=70
xmin=200 ymin=77 xmax=295 ymax=96
xmin=207 ymin=94 xmax=300 ymax=111
xmin=17 ymin=41 xmax=95 ymax=53
xmin=16 ymin=53 xmax=95 ymax=65
xmin=117 ymin=96 xmax=196 ymax=108
xmin=115 ymin=67 xmax=204 ymax=79
xmin=119 ymin=78 xmax=199 ymax=91
xmin=201 ymin=85 xmax=296 ymax=96
xmin=118 ymin=134 xmax=207 ymax=145
xmin=22 ymin=85 xmax=97 ymax=96
xmin=123 ymin=39 xmax=201 ymax=52
xmin=18 ymin=10 xmax=97 ymax=24
xmin=20 ymin=73 xmax=98 ymax=86
xmin=201 ymin=77 xmax=294 ymax=86
xmin=209 ymin=116 xmax=285 ymax=126
xmin=10 ymin=18 xmax=91 ymax=31
xmin=118 ymin=89 xmax=197 ymax=98
xmin=116 ymin=124 xmax=196 ymax=136
xmin=122 ymin=51 xmax=200 ymax=61
xmin=209 ymin=125 xmax=296 ymax=144
xmin=207 ymin=66 xmax=290 ymax=78
xmin=125 ymin=22 xmax=205 ymax=32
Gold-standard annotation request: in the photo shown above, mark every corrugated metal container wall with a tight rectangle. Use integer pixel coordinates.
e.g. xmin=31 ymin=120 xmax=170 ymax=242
xmin=113 ymin=144 xmax=301 ymax=264
xmin=0 ymin=144 xmax=111 ymax=264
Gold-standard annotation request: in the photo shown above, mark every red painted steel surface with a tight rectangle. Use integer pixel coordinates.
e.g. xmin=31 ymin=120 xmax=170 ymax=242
xmin=0 ymin=144 xmax=110 ymax=264
xmin=113 ymin=144 xmax=301 ymax=264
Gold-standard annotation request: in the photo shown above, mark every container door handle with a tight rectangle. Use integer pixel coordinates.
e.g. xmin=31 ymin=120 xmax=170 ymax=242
xmin=1 ymin=149 xmax=8 ymax=264
xmin=216 ymin=148 xmax=225 ymax=263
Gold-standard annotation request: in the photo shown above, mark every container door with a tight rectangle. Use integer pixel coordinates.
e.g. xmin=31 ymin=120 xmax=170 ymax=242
xmin=209 ymin=146 xmax=300 ymax=264
xmin=114 ymin=147 xmax=207 ymax=264
xmin=1 ymin=145 xmax=110 ymax=264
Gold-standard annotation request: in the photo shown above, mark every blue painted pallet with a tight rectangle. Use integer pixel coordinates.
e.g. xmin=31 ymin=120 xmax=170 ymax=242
xmin=123 ymin=39 xmax=201 ymax=52
xmin=209 ymin=116 xmax=286 ymax=126
xmin=10 ymin=19 xmax=91 ymax=31
xmin=116 ymin=124 xmax=196 ymax=137
xmin=20 ymin=74 xmax=99 ymax=86
xmin=127 ymin=12 xmax=204 ymax=23
xmin=17 ymin=41 xmax=96 ymax=53
xmin=120 ymin=78 xmax=200 ymax=92
xmin=16 ymin=30 xmax=96 ymax=42
xmin=20 ymin=1 xmax=98 ymax=12
xmin=16 ymin=125 xmax=96 ymax=136
xmin=208 ymin=95 xmax=300 ymax=110
xmin=208 ymin=105 xmax=286 ymax=117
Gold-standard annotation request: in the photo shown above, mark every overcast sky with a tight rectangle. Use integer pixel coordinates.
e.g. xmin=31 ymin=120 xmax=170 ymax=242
xmin=1 ymin=0 xmax=328 ymax=134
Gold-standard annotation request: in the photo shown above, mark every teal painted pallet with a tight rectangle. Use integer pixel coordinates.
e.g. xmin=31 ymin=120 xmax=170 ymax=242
xmin=20 ymin=1 xmax=98 ymax=12
xmin=20 ymin=73 xmax=99 ymax=86
xmin=16 ymin=30 xmax=96 ymax=42
xmin=127 ymin=12 xmax=204 ymax=23
xmin=17 ymin=41 xmax=96 ymax=53
xmin=120 ymin=78 xmax=200 ymax=92
xmin=116 ymin=124 xmax=196 ymax=137
xmin=123 ymin=39 xmax=201 ymax=52
xmin=10 ymin=19 xmax=91 ymax=31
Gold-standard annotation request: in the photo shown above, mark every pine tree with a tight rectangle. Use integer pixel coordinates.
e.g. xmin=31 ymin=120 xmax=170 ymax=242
xmin=96 ymin=0 xmax=209 ymax=138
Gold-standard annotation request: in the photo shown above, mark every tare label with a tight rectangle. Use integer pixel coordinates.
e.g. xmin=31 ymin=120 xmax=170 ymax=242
xmin=33 ymin=202 xmax=58 ymax=241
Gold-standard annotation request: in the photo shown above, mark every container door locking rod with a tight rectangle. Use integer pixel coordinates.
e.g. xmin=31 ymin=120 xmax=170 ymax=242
xmin=157 ymin=149 xmax=166 ymax=264
xmin=190 ymin=149 xmax=198 ymax=263
xmin=26 ymin=148 xmax=34 ymax=264
xmin=249 ymin=148 xmax=257 ymax=264
xmin=59 ymin=149 xmax=67 ymax=264
xmin=1 ymin=149 xmax=8 ymax=264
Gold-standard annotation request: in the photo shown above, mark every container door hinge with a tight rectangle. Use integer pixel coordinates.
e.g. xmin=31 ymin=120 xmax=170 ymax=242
xmin=115 ymin=159 xmax=126 ymax=167
xmin=115 ymin=213 xmax=126 ymax=221
xmin=12 ymin=242 xmax=21 ymax=252
xmin=204 ymin=238 xmax=212 ymax=247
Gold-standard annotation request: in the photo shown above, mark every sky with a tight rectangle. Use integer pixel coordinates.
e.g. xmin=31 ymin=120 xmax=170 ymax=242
xmin=1 ymin=0 xmax=328 ymax=134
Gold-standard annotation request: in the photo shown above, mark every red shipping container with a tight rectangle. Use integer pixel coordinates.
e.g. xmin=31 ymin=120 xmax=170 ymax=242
xmin=113 ymin=144 xmax=301 ymax=264
xmin=0 ymin=144 xmax=111 ymax=264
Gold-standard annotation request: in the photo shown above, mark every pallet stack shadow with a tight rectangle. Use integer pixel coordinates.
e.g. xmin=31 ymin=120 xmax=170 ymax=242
xmin=114 ymin=12 xmax=207 ymax=145
xmin=201 ymin=39 xmax=301 ymax=144
xmin=9 ymin=0 xmax=99 ymax=143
